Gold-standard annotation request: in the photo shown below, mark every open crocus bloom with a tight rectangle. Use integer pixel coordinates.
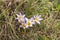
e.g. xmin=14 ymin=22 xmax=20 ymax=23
xmin=16 ymin=13 xmax=25 ymax=22
xmin=19 ymin=17 xmax=28 ymax=29
xmin=33 ymin=15 xmax=43 ymax=24
xmin=20 ymin=23 xmax=29 ymax=29
xmin=26 ymin=19 xmax=33 ymax=27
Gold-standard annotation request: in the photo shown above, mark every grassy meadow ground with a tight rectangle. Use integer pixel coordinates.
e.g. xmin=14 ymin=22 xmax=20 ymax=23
xmin=0 ymin=0 xmax=60 ymax=40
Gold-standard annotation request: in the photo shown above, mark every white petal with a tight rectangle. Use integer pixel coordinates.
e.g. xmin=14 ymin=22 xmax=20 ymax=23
xmin=26 ymin=25 xmax=29 ymax=28
xmin=23 ymin=15 xmax=25 ymax=17
xmin=30 ymin=24 xmax=32 ymax=26
xmin=36 ymin=21 xmax=40 ymax=24
xmin=18 ymin=20 xmax=21 ymax=22
xmin=32 ymin=22 xmax=35 ymax=24
xmin=19 ymin=12 xmax=22 ymax=15
xmin=39 ymin=18 xmax=43 ymax=20
xmin=16 ymin=14 xmax=19 ymax=17
xmin=39 ymin=15 xmax=41 ymax=17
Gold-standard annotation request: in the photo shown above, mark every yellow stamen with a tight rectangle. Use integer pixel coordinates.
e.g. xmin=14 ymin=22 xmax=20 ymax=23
xmin=27 ymin=21 xmax=31 ymax=26
xmin=35 ymin=18 xmax=38 ymax=21
xmin=22 ymin=24 xmax=26 ymax=27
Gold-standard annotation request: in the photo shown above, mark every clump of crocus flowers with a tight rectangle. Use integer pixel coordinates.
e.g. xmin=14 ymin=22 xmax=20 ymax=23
xmin=16 ymin=13 xmax=43 ymax=29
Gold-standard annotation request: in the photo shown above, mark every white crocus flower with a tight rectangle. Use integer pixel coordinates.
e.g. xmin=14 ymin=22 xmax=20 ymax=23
xmin=33 ymin=15 xmax=43 ymax=24
xmin=19 ymin=18 xmax=29 ymax=29
xmin=16 ymin=13 xmax=25 ymax=22
xmin=20 ymin=23 xmax=29 ymax=29
xmin=23 ymin=17 xmax=33 ymax=27
xmin=26 ymin=19 xmax=33 ymax=27
xmin=20 ymin=17 xmax=29 ymax=29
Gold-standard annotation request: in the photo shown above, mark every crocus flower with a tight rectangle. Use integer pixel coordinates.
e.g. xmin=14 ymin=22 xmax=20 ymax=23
xmin=26 ymin=19 xmax=33 ymax=27
xmin=19 ymin=17 xmax=28 ymax=29
xmin=20 ymin=23 xmax=29 ymax=29
xmin=16 ymin=13 xmax=25 ymax=22
xmin=33 ymin=15 xmax=43 ymax=24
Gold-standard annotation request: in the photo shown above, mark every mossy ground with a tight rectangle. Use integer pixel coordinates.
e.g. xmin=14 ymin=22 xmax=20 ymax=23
xmin=0 ymin=0 xmax=60 ymax=40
